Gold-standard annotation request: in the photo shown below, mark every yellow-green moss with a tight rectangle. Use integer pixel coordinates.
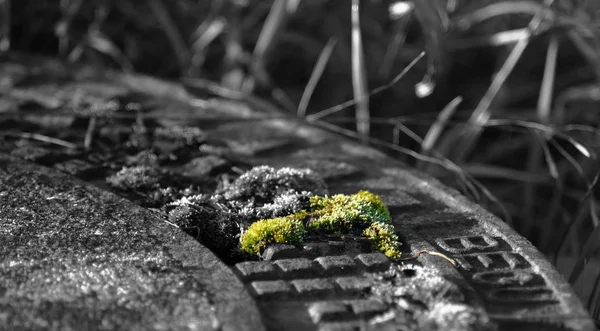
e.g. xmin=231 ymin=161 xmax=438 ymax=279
xmin=240 ymin=211 xmax=308 ymax=255
xmin=362 ymin=222 xmax=402 ymax=260
xmin=239 ymin=190 xmax=402 ymax=259
xmin=308 ymin=190 xmax=391 ymax=232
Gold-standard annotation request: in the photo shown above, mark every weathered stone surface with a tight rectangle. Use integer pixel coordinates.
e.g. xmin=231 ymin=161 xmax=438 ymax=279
xmin=0 ymin=153 xmax=264 ymax=331
xmin=0 ymin=53 xmax=596 ymax=331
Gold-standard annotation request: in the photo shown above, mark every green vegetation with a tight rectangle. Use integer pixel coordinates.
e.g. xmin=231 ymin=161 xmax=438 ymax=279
xmin=167 ymin=166 xmax=328 ymax=259
xmin=240 ymin=190 xmax=403 ymax=260
xmin=240 ymin=211 xmax=309 ymax=255
xmin=363 ymin=222 xmax=402 ymax=260
xmin=308 ymin=190 xmax=391 ymax=232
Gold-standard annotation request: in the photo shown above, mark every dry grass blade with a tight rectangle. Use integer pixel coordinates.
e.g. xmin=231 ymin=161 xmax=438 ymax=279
xmin=148 ymin=0 xmax=189 ymax=75
xmin=448 ymin=28 xmax=529 ymax=50
xmin=538 ymin=36 xmax=559 ymax=123
xmin=554 ymin=199 xmax=589 ymax=263
xmin=554 ymin=170 xmax=600 ymax=264
xmin=182 ymin=77 xmax=285 ymax=116
xmin=56 ymin=0 xmax=84 ymax=55
xmin=298 ymin=38 xmax=337 ymax=117
xmin=484 ymin=119 xmax=592 ymax=159
xmin=253 ymin=0 xmax=291 ymax=61
xmin=190 ymin=17 xmax=227 ymax=70
xmin=351 ymin=0 xmax=370 ymax=140
xmin=306 ymin=52 xmax=425 ymax=121
xmin=3 ymin=132 xmax=77 ymax=149
xmin=450 ymin=0 xmax=553 ymax=163
xmin=413 ymin=0 xmax=447 ymax=89
xmin=271 ymin=87 xmax=297 ymax=113
xmin=312 ymin=120 xmax=511 ymax=223
xmin=421 ymin=96 xmax=462 ymax=153
xmin=564 ymin=124 xmax=600 ymax=134
xmin=379 ymin=2 xmax=412 ymax=76
xmin=245 ymin=0 xmax=293 ymax=93
xmin=184 ymin=77 xmax=252 ymax=100
xmin=0 ymin=0 xmax=10 ymax=52
xmin=84 ymin=116 xmax=96 ymax=151
xmin=452 ymin=33 xmax=530 ymax=162
xmin=555 ymin=85 xmax=600 ymax=122
xmin=540 ymin=136 xmax=559 ymax=179
xmin=84 ymin=30 xmax=134 ymax=72
xmin=453 ymin=1 xmax=556 ymax=30
xmin=392 ymin=120 xmax=424 ymax=145
xmin=463 ymin=164 xmax=551 ymax=183
xmin=523 ymin=35 xmax=559 ymax=224
xmin=314 ymin=119 xmax=460 ymax=174
xmin=590 ymin=280 xmax=600 ymax=324
xmin=521 ymin=135 xmax=559 ymax=236
xmin=524 ymin=133 xmax=543 ymax=229
xmin=191 ymin=17 xmax=227 ymax=51
xmin=400 ymin=250 xmax=457 ymax=266
xmin=567 ymin=29 xmax=600 ymax=81
xmin=539 ymin=175 xmax=565 ymax=249
xmin=550 ymin=139 xmax=585 ymax=179
xmin=568 ymin=201 xmax=600 ymax=284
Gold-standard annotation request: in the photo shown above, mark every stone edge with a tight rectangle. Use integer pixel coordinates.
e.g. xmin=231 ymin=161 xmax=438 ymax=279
xmin=0 ymin=153 xmax=266 ymax=331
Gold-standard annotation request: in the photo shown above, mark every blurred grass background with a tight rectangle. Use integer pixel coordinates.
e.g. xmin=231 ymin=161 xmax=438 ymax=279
xmin=3 ymin=0 xmax=600 ymax=324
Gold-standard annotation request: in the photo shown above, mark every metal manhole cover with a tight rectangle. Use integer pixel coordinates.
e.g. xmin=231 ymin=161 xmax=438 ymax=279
xmin=0 ymin=54 xmax=595 ymax=330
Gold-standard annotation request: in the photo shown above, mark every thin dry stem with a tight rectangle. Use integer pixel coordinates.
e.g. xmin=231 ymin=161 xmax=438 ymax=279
xmin=245 ymin=0 xmax=292 ymax=93
xmin=297 ymin=38 xmax=338 ymax=117
xmin=421 ymin=96 xmax=462 ymax=153
xmin=8 ymin=132 xmax=77 ymax=149
xmin=351 ymin=0 xmax=370 ymax=140
xmin=400 ymin=250 xmax=457 ymax=266
xmin=538 ymin=36 xmax=559 ymax=123
xmin=148 ymin=0 xmax=189 ymax=75
xmin=312 ymin=119 xmax=512 ymax=224
xmin=450 ymin=0 xmax=554 ymax=163
xmin=306 ymin=52 xmax=425 ymax=121
xmin=0 ymin=0 xmax=10 ymax=52
xmin=453 ymin=1 xmax=556 ymax=30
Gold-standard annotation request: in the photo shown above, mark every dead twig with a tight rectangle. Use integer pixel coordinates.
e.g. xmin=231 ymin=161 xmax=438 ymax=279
xmin=400 ymin=250 xmax=457 ymax=266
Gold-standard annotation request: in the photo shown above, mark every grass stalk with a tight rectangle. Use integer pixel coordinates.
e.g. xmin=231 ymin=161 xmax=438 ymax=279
xmin=298 ymin=38 xmax=337 ymax=117
xmin=306 ymin=52 xmax=424 ymax=121
xmin=148 ymin=0 xmax=189 ymax=75
xmin=450 ymin=0 xmax=553 ymax=163
xmin=351 ymin=0 xmax=370 ymax=141
xmin=245 ymin=0 xmax=293 ymax=93
xmin=0 ymin=0 xmax=10 ymax=52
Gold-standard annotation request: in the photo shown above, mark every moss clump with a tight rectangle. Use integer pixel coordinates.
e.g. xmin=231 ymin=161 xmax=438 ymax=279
xmin=239 ymin=190 xmax=402 ymax=260
xmin=214 ymin=165 xmax=328 ymax=224
xmin=220 ymin=165 xmax=327 ymax=202
xmin=228 ymin=190 xmax=313 ymax=222
xmin=308 ymin=190 xmax=391 ymax=232
xmin=166 ymin=195 xmax=244 ymax=257
xmin=240 ymin=211 xmax=308 ymax=255
xmin=156 ymin=166 xmax=327 ymax=261
xmin=363 ymin=222 xmax=402 ymax=260
xmin=106 ymin=165 xmax=162 ymax=191
xmin=154 ymin=125 xmax=206 ymax=146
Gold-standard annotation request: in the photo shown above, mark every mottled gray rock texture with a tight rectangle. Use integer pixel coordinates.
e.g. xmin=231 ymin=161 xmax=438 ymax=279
xmin=0 ymin=153 xmax=264 ymax=331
